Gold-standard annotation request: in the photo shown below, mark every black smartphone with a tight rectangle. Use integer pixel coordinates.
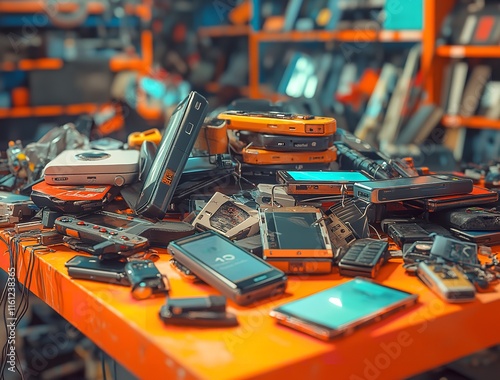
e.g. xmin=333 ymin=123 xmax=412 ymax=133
xmin=65 ymin=255 xmax=130 ymax=285
xmin=353 ymin=175 xmax=474 ymax=203
xmin=167 ymin=231 xmax=288 ymax=306
xmin=450 ymin=228 xmax=500 ymax=246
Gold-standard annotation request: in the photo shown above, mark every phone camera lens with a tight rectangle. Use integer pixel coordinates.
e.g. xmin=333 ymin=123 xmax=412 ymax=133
xmin=75 ymin=151 xmax=111 ymax=161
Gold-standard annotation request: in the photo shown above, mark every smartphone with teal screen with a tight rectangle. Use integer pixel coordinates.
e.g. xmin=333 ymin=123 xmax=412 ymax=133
xmin=270 ymin=277 xmax=418 ymax=340
xmin=276 ymin=170 xmax=371 ymax=195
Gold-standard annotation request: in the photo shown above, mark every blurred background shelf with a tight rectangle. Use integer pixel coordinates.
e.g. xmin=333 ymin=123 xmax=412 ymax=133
xmin=253 ymin=29 xmax=422 ymax=42
xmin=436 ymin=45 xmax=500 ymax=58
xmin=0 ymin=104 xmax=100 ymax=119
xmin=442 ymin=115 xmax=500 ymax=130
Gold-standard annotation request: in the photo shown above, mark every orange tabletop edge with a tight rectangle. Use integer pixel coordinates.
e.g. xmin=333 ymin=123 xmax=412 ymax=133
xmin=1 ymin=231 xmax=499 ymax=380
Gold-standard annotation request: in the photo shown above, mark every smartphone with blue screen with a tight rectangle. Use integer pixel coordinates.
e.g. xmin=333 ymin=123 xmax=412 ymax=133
xmin=276 ymin=170 xmax=371 ymax=195
xmin=167 ymin=231 xmax=288 ymax=306
xmin=270 ymin=277 xmax=418 ymax=340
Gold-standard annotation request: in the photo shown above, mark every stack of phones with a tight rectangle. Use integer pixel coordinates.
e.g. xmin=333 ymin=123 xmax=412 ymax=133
xmin=218 ymin=111 xmax=337 ymax=166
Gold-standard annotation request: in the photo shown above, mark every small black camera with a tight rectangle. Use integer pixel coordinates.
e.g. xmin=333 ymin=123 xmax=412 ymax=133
xmin=125 ymin=260 xmax=169 ymax=300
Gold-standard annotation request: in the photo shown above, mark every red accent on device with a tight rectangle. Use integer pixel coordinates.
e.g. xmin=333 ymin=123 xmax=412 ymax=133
xmin=473 ymin=16 xmax=495 ymax=42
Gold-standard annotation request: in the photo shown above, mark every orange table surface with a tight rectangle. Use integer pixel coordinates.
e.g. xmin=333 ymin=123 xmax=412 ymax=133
xmin=1 ymin=232 xmax=500 ymax=380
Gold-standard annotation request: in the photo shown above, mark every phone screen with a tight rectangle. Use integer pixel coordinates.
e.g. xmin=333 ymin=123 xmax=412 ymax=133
xmin=264 ymin=211 xmax=326 ymax=249
xmin=273 ymin=278 xmax=415 ymax=330
xmin=178 ymin=234 xmax=273 ymax=282
xmin=285 ymin=171 xmax=370 ymax=182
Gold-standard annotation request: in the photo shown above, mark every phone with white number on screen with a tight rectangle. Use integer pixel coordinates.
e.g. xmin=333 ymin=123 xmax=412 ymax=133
xmin=167 ymin=231 xmax=288 ymax=306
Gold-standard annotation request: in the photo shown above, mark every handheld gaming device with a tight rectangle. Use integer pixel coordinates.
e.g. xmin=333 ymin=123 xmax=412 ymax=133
xmin=55 ymin=216 xmax=149 ymax=256
xmin=79 ymin=211 xmax=195 ymax=247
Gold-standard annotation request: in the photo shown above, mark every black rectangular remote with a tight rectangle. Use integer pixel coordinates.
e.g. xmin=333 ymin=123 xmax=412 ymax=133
xmin=338 ymin=239 xmax=389 ymax=278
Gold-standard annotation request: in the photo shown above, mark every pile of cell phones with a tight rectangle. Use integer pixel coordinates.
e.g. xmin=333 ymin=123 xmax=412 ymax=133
xmin=186 ymin=191 xmax=385 ymax=278
xmin=166 ymin=231 xmax=419 ymax=339
xmin=402 ymin=233 xmax=500 ymax=302
xmin=65 ymin=254 xmax=240 ymax=326
xmin=6 ymin=90 xmax=500 ymax=342
xmin=217 ymin=111 xmax=338 ymax=168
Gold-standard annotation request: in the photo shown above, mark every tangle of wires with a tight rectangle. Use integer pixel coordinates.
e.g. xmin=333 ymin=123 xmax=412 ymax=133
xmin=0 ymin=230 xmax=40 ymax=380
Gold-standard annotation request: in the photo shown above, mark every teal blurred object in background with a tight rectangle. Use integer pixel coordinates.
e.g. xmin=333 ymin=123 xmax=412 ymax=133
xmin=383 ymin=0 xmax=423 ymax=30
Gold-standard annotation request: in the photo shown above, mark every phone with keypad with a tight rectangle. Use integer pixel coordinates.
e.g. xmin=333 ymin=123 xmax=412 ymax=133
xmin=338 ymin=239 xmax=389 ymax=278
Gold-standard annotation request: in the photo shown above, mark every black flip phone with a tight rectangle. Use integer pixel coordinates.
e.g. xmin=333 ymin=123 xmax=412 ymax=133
xmin=65 ymin=255 xmax=130 ymax=285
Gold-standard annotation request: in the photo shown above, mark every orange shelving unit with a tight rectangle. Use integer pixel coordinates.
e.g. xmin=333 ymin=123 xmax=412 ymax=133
xmin=0 ymin=0 xmax=150 ymax=19
xmin=253 ymin=29 xmax=422 ymax=42
xmin=442 ymin=115 xmax=500 ymax=130
xmin=0 ymin=58 xmax=63 ymax=72
xmin=0 ymin=104 xmax=100 ymax=119
xmin=436 ymin=45 xmax=500 ymax=59
xmin=248 ymin=28 xmax=422 ymax=98
xmin=0 ymin=1 xmax=106 ymax=14
xmin=422 ymin=0 xmax=500 ymax=159
xmin=198 ymin=0 xmax=497 ymax=159
xmin=0 ymin=0 xmax=153 ymax=120
xmin=198 ymin=1 xmax=423 ymax=100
